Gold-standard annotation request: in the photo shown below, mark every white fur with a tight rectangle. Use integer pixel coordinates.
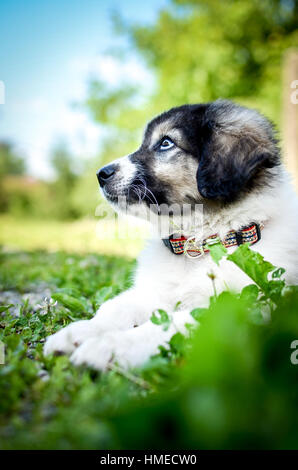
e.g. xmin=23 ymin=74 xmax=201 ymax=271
xmin=44 ymin=166 xmax=298 ymax=370
xmin=116 ymin=155 xmax=137 ymax=185
xmin=100 ymin=155 xmax=137 ymax=203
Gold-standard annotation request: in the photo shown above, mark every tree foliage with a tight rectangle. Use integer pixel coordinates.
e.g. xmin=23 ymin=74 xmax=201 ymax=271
xmin=50 ymin=143 xmax=80 ymax=219
xmin=87 ymin=0 xmax=298 ymax=150
xmin=0 ymin=142 xmax=25 ymax=178
xmin=0 ymin=142 xmax=26 ymax=212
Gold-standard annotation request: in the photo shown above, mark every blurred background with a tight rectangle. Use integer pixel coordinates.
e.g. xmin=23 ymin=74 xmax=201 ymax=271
xmin=0 ymin=0 xmax=297 ymax=255
xmin=1 ymin=1 xmax=298 ymax=451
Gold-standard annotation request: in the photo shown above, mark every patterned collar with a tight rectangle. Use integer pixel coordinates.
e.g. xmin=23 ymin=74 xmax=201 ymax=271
xmin=162 ymin=223 xmax=262 ymax=258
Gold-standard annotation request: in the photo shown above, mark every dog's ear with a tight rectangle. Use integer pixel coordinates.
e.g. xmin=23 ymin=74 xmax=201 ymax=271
xmin=196 ymin=109 xmax=280 ymax=203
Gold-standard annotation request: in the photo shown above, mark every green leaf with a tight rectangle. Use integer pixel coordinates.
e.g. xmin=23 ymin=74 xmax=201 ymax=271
xmin=174 ymin=301 xmax=182 ymax=311
xmin=169 ymin=332 xmax=186 ymax=356
xmin=208 ymin=242 xmax=228 ymax=265
xmin=240 ymin=284 xmax=259 ymax=303
xmin=150 ymin=309 xmax=171 ymax=331
xmin=0 ymin=305 xmax=14 ymax=314
xmin=265 ymin=280 xmax=286 ymax=302
xmin=190 ymin=308 xmax=207 ymax=321
xmin=248 ymin=303 xmax=266 ymax=325
xmin=227 ymin=244 xmax=276 ymax=293
xmin=240 ymin=285 xmax=267 ymax=324
xmin=272 ymin=267 xmax=286 ymax=279
xmin=51 ymin=293 xmax=86 ymax=313
xmin=94 ymin=286 xmax=114 ymax=307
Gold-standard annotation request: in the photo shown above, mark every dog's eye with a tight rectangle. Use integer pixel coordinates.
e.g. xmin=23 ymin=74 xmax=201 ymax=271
xmin=159 ymin=138 xmax=175 ymax=151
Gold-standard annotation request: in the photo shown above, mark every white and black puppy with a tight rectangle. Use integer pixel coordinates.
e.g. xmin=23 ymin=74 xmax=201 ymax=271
xmin=44 ymin=99 xmax=298 ymax=370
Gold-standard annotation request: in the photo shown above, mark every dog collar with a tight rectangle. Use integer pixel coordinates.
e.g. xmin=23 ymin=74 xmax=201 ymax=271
xmin=162 ymin=223 xmax=262 ymax=258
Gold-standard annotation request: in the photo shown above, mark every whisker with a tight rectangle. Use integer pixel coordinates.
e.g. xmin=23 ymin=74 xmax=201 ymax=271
xmin=127 ymin=175 xmax=160 ymax=212
xmin=134 ymin=176 xmax=159 ymax=207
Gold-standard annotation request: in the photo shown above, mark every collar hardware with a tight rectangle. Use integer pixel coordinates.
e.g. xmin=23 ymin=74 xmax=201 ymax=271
xmin=235 ymin=230 xmax=244 ymax=246
xmin=205 ymin=235 xmax=221 ymax=246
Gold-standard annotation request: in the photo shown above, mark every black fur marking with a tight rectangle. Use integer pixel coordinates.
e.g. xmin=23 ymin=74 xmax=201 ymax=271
xmin=196 ymin=105 xmax=280 ymax=202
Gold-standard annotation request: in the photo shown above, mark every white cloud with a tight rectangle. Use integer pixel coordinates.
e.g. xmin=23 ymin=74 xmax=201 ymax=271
xmin=69 ymin=53 xmax=155 ymax=90
xmin=52 ymin=106 xmax=103 ymax=158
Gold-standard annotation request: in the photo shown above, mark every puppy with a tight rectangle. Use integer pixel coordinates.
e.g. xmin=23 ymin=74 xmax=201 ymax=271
xmin=44 ymin=99 xmax=298 ymax=370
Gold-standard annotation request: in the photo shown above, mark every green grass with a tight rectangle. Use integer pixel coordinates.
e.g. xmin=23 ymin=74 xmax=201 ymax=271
xmin=0 ymin=215 xmax=146 ymax=258
xmin=1 ymin=218 xmax=298 ymax=449
xmin=0 ymin=249 xmax=136 ymax=449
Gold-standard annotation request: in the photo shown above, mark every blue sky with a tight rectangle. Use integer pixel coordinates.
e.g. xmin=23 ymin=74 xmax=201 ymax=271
xmin=0 ymin=0 xmax=169 ymax=178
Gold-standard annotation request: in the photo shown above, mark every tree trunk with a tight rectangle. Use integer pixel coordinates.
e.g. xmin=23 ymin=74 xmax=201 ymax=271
xmin=282 ymin=49 xmax=298 ymax=190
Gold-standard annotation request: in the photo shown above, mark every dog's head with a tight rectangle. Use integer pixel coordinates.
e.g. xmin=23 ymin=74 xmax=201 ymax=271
xmin=97 ymin=100 xmax=280 ymax=216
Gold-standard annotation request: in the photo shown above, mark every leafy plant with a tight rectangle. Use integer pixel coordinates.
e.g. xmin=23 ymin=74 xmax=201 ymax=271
xmin=1 ymin=243 xmax=298 ymax=449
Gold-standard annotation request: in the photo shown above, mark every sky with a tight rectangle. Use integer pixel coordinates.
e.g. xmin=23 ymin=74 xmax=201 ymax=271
xmin=0 ymin=0 xmax=169 ymax=178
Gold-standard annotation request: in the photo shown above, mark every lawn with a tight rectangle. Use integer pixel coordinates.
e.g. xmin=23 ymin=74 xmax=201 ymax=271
xmin=0 ymin=215 xmax=146 ymax=258
xmin=1 ymin=217 xmax=298 ymax=449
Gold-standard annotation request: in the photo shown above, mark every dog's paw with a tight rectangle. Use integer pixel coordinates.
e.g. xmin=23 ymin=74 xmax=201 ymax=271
xmin=70 ymin=328 xmax=161 ymax=370
xmin=44 ymin=320 xmax=98 ymax=356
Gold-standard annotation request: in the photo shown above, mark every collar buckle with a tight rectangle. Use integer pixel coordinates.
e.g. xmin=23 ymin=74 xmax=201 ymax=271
xmin=184 ymin=236 xmax=205 ymax=258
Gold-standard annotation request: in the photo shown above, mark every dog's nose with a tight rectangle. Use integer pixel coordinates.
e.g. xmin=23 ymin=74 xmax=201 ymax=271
xmin=96 ymin=164 xmax=116 ymax=187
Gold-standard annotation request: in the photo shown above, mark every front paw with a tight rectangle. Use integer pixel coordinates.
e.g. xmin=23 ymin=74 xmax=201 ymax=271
xmin=70 ymin=329 xmax=160 ymax=370
xmin=44 ymin=320 xmax=98 ymax=356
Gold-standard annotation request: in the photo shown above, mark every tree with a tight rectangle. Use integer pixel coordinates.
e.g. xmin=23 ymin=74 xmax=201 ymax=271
xmin=0 ymin=142 xmax=25 ymax=177
xmin=0 ymin=142 xmax=26 ymax=211
xmin=87 ymin=0 xmax=298 ymax=141
xmin=50 ymin=143 xmax=79 ymax=219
